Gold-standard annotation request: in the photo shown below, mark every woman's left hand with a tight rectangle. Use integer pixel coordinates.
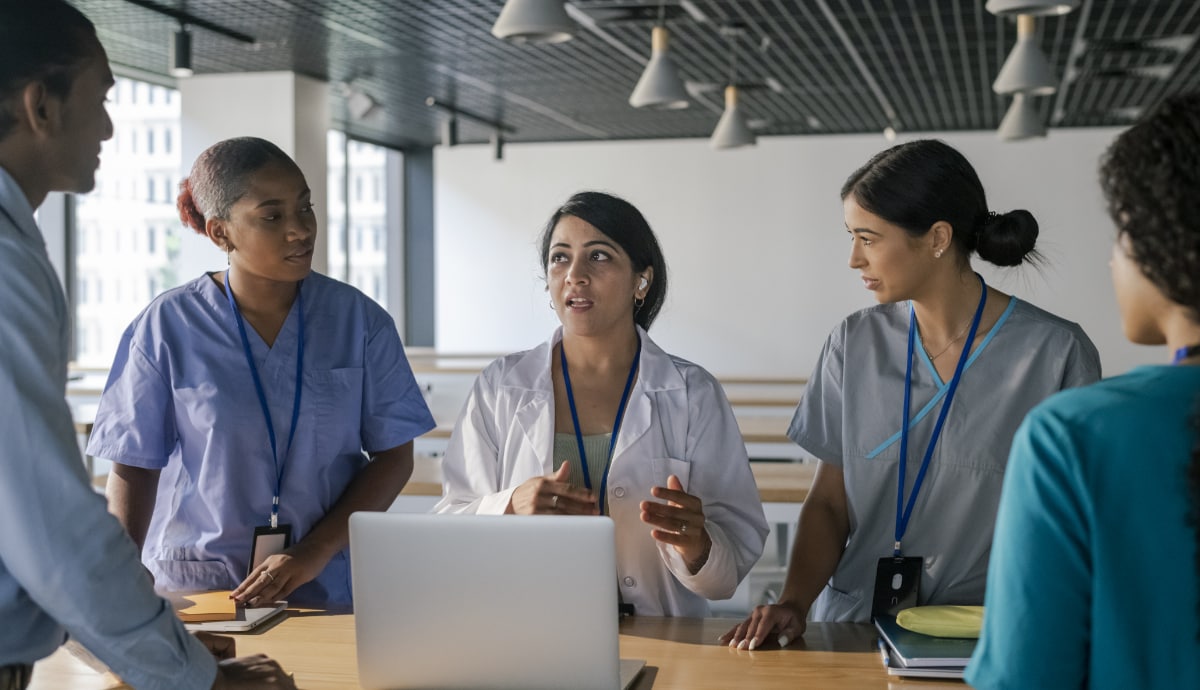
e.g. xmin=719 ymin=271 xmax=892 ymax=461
xmin=232 ymin=541 xmax=329 ymax=606
xmin=640 ymin=474 xmax=712 ymax=573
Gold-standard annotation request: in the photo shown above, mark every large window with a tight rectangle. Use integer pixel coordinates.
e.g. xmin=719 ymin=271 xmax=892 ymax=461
xmin=326 ymin=131 xmax=402 ymax=315
xmin=74 ymin=77 xmax=182 ymax=367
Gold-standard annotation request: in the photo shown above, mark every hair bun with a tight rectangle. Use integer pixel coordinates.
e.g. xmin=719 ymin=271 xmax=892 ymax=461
xmin=975 ymin=209 xmax=1039 ymax=267
xmin=176 ymin=178 xmax=206 ymax=236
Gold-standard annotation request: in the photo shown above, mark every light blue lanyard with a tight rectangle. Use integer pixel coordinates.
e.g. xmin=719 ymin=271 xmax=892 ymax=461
xmin=895 ymin=273 xmax=987 ymax=556
xmin=560 ymin=335 xmax=641 ymax=515
xmin=224 ymin=271 xmax=304 ymax=528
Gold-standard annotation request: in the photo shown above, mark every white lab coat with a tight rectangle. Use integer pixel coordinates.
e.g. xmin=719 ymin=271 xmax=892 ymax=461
xmin=435 ymin=327 xmax=768 ymax=616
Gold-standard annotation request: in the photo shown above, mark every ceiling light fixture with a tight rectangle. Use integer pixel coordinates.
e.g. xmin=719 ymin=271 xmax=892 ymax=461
xmin=492 ymin=0 xmax=576 ymax=44
xmin=441 ymin=116 xmax=459 ymax=147
xmin=711 ymin=25 xmax=755 ymax=149
xmin=346 ymin=88 xmax=380 ymax=120
xmin=994 ymin=15 xmax=1056 ymax=95
xmin=711 ymin=86 xmax=756 ymax=149
xmin=491 ymin=131 xmax=505 ymax=161
xmin=997 ymin=93 xmax=1047 ymax=140
xmin=629 ymin=3 xmax=689 ymax=110
xmin=170 ymin=25 xmax=193 ymax=78
xmin=986 ymin=0 xmax=1079 ymax=16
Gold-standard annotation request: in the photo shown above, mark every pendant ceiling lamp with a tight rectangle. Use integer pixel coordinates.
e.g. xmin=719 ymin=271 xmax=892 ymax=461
xmin=170 ymin=25 xmax=193 ymax=77
xmin=997 ymin=93 xmax=1047 ymax=140
xmin=629 ymin=25 xmax=689 ymax=109
xmin=994 ymin=15 xmax=1056 ymax=95
xmin=491 ymin=0 xmax=575 ymax=44
xmin=711 ymin=86 xmax=756 ymax=149
xmin=710 ymin=26 xmax=755 ymax=149
xmin=986 ymin=0 xmax=1079 ymax=16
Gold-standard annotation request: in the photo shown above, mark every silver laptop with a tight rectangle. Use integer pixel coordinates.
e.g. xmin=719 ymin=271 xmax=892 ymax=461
xmin=350 ymin=513 xmax=644 ymax=690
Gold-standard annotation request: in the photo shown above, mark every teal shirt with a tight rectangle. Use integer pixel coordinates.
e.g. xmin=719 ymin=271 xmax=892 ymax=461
xmin=966 ymin=365 xmax=1200 ymax=690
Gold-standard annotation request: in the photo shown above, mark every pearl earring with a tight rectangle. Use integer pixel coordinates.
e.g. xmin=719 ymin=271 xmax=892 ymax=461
xmin=934 ymin=249 xmax=944 ymax=258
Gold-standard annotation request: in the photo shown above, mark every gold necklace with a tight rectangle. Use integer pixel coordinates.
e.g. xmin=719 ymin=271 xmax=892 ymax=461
xmin=919 ymin=316 xmax=975 ymax=361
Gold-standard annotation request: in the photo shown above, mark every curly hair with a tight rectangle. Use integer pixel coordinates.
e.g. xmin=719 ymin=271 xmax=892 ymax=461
xmin=1100 ymin=92 xmax=1200 ymax=638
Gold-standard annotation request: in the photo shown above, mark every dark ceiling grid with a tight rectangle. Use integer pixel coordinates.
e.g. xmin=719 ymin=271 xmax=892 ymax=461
xmin=752 ymin=0 xmax=857 ymax=135
xmin=70 ymin=0 xmax=1200 ymax=149
xmin=774 ymin=0 xmax=882 ymax=132
xmin=840 ymin=0 xmax=942 ymax=133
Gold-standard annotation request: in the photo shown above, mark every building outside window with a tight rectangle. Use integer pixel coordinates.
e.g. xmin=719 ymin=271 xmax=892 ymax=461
xmin=73 ymin=76 xmax=183 ymax=367
xmin=326 ymin=131 xmax=402 ymax=315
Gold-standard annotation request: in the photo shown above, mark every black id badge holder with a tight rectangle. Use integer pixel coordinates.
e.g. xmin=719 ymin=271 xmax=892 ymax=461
xmin=872 ymin=556 xmax=922 ymax=618
xmin=248 ymin=523 xmax=293 ymax=575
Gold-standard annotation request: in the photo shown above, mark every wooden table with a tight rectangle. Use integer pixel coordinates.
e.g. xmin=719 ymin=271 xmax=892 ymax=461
xmin=31 ymin=613 xmax=962 ymax=690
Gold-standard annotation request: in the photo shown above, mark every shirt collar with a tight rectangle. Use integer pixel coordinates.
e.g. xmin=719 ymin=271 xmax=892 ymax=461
xmin=0 ymin=164 xmax=43 ymax=243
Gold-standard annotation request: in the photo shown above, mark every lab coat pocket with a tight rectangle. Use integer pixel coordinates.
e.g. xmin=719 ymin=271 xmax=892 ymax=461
xmin=153 ymin=559 xmax=236 ymax=592
xmin=650 ymin=456 xmax=692 ymax=495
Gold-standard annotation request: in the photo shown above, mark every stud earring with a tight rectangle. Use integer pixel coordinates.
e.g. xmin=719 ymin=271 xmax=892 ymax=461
xmin=934 ymin=249 xmax=944 ymax=258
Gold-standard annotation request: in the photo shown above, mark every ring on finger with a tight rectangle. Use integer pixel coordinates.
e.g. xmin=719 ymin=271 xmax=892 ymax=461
xmin=261 ymin=570 xmax=276 ymax=584
xmin=551 ymin=494 xmax=559 ymax=508
xmin=679 ymin=521 xmax=688 ymax=534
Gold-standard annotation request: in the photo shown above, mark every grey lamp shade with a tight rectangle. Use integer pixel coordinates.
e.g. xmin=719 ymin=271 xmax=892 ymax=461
xmin=629 ymin=26 xmax=689 ymax=109
xmin=997 ymin=93 xmax=1047 ymax=140
xmin=170 ymin=28 xmax=193 ymax=78
xmin=986 ymin=0 xmax=1079 ymax=16
xmin=491 ymin=0 xmax=575 ymax=44
xmin=993 ymin=32 xmax=1057 ymax=95
xmin=710 ymin=86 xmax=756 ymax=149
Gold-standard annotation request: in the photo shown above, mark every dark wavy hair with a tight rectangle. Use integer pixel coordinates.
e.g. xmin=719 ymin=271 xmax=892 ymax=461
xmin=538 ymin=191 xmax=668 ymax=330
xmin=841 ymin=139 xmax=1040 ymax=267
xmin=1100 ymin=92 xmax=1200 ymax=636
xmin=0 ymin=0 xmax=98 ymax=140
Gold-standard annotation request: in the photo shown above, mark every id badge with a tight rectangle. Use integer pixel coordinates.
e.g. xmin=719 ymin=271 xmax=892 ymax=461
xmin=872 ymin=556 xmax=922 ymax=618
xmin=248 ymin=524 xmax=292 ymax=576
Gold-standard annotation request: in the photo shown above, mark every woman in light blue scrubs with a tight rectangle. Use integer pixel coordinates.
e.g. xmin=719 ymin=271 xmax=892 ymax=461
xmin=722 ymin=139 xmax=1101 ymax=649
xmin=967 ymin=94 xmax=1200 ymax=690
xmin=87 ymin=137 xmax=436 ymax=606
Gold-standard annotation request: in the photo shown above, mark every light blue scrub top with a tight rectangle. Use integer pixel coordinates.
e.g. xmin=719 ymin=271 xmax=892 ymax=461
xmin=87 ymin=272 xmax=436 ymax=605
xmin=790 ymin=298 xmax=1101 ymax=622
xmin=967 ymin=365 xmax=1200 ymax=690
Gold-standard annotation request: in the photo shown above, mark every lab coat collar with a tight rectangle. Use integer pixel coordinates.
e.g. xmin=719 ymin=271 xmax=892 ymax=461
xmin=0 ymin=165 xmax=43 ymax=246
xmin=503 ymin=325 xmax=687 ymax=471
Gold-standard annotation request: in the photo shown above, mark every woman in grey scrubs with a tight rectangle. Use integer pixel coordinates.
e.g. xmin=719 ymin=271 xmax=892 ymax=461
xmin=721 ymin=139 xmax=1101 ymax=650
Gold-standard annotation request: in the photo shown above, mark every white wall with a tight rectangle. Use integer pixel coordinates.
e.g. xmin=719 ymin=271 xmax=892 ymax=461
xmin=435 ymin=128 xmax=1155 ymax=378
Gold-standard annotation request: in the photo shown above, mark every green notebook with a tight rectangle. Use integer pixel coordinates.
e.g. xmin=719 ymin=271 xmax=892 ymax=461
xmin=873 ymin=615 xmax=977 ymax=668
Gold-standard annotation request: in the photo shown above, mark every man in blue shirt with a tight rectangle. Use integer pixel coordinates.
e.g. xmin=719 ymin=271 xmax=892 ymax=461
xmin=0 ymin=3 xmax=295 ymax=688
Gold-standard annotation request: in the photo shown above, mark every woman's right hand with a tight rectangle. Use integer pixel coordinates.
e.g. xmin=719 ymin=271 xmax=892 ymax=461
xmin=507 ymin=463 xmax=597 ymax=515
xmin=210 ymin=656 xmax=296 ymax=688
xmin=718 ymin=600 xmax=808 ymax=650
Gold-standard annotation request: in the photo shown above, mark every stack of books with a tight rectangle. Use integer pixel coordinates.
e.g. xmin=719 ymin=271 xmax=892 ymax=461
xmin=873 ymin=615 xmax=977 ymax=679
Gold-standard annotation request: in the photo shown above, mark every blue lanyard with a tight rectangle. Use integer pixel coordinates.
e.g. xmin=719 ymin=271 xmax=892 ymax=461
xmin=895 ymin=273 xmax=987 ymax=556
xmin=1172 ymin=344 xmax=1200 ymax=365
xmin=224 ymin=271 xmax=304 ymax=528
xmin=560 ymin=335 xmax=641 ymax=515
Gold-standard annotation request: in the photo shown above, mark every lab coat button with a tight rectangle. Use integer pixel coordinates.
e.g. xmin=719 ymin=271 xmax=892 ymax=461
xmin=623 ymin=576 xmax=636 ymax=587
xmin=613 ymin=487 xmax=626 ymax=498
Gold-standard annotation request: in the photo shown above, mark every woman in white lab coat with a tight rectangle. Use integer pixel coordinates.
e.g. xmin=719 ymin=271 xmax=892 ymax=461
xmin=435 ymin=191 xmax=768 ymax=617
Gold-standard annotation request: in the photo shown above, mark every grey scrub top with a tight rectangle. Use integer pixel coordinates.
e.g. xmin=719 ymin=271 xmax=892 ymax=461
xmin=790 ymin=297 xmax=1100 ymax=623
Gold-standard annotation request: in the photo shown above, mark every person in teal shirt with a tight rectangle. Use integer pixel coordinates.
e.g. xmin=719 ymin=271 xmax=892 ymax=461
xmin=966 ymin=93 xmax=1200 ymax=689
